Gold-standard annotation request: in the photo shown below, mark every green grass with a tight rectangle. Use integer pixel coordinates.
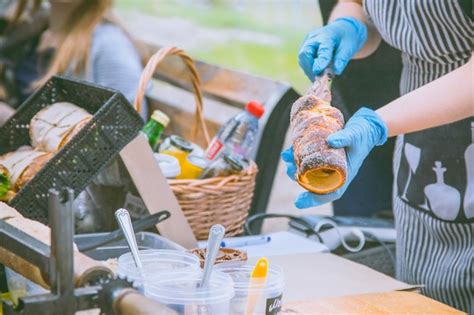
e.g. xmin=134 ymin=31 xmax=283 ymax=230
xmin=189 ymin=39 xmax=309 ymax=93
xmin=115 ymin=0 xmax=319 ymax=93
xmin=116 ymin=0 xmax=313 ymax=33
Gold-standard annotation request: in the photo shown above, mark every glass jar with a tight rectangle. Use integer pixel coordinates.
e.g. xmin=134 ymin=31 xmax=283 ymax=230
xmin=200 ymin=153 xmax=247 ymax=179
xmin=159 ymin=135 xmax=194 ymax=166
xmin=178 ymin=155 xmax=209 ymax=180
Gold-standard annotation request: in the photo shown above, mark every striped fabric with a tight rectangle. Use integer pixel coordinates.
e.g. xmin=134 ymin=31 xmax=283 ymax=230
xmin=364 ymin=0 xmax=473 ymax=313
xmin=394 ymin=195 xmax=473 ymax=312
xmin=364 ymin=0 xmax=473 ymax=95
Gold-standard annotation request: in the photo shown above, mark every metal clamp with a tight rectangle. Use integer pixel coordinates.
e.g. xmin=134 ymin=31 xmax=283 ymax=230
xmin=2 ymin=188 xmax=102 ymax=314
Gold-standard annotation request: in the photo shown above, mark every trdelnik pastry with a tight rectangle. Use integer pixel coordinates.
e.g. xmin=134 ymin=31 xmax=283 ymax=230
xmin=0 ymin=147 xmax=52 ymax=192
xmin=30 ymin=102 xmax=92 ymax=152
xmin=0 ymin=164 xmax=13 ymax=202
xmin=290 ymin=70 xmax=347 ymax=194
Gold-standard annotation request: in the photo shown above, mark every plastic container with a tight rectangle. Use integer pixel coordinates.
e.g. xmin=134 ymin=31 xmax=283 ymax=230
xmin=145 ymin=270 xmax=235 ymax=315
xmin=154 ymin=153 xmax=181 ymax=178
xmin=205 ymin=100 xmax=265 ymax=160
xmin=215 ymin=262 xmax=284 ymax=315
xmin=117 ymin=249 xmax=200 ymax=288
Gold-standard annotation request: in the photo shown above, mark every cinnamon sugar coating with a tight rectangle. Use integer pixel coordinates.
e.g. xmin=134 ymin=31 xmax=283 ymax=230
xmin=290 ymin=92 xmax=347 ymax=193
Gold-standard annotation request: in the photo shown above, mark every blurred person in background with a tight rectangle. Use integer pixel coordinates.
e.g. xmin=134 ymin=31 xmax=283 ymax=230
xmin=0 ymin=0 xmax=150 ymax=231
xmin=284 ymin=0 xmax=473 ymax=312
xmin=0 ymin=0 xmax=148 ymax=123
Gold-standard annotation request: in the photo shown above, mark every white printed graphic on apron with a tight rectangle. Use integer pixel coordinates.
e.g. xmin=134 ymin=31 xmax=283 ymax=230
xmin=422 ymin=161 xmax=461 ymax=221
xmin=401 ymin=143 xmax=421 ymax=202
xmin=463 ymin=122 xmax=474 ymax=219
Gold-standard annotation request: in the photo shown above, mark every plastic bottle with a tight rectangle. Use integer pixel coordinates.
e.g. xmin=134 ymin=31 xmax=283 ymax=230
xmin=142 ymin=110 xmax=170 ymax=151
xmin=205 ymin=101 xmax=264 ymax=160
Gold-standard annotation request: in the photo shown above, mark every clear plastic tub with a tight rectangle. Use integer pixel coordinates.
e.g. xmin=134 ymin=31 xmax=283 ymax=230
xmin=145 ymin=270 xmax=235 ymax=315
xmin=215 ymin=262 xmax=285 ymax=315
xmin=117 ymin=249 xmax=200 ymax=288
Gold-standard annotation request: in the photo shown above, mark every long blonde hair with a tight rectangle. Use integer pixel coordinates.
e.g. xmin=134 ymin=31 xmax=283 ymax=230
xmin=14 ymin=0 xmax=148 ymax=87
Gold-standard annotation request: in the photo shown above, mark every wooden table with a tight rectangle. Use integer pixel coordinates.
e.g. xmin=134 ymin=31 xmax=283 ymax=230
xmin=282 ymin=292 xmax=464 ymax=314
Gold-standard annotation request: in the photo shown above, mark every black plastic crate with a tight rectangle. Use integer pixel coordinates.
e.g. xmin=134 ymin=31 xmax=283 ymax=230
xmin=0 ymin=76 xmax=144 ymax=223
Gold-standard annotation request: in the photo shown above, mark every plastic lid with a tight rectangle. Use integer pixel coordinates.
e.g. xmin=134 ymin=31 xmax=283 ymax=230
xmin=154 ymin=153 xmax=181 ymax=178
xmin=151 ymin=110 xmax=170 ymax=127
xmin=170 ymin=135 xmax=194 ymax=152
xmin=246 ymin=100 xmax=265 ymax=119
xmin=117 ymin=249 xmax=201 ymax=283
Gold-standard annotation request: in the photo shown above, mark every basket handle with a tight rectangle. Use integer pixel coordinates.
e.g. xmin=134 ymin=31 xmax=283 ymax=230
xmin=134 ymin=46 xmax=211 ymax=146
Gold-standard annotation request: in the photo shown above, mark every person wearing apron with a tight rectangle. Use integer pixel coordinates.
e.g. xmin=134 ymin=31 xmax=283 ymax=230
xmin=282 ymin=0 xmax=473 ymax=312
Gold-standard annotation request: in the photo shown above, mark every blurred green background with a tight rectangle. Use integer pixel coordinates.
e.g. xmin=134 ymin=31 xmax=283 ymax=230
xmin=115 ymin=0 xmax=322 ymax=93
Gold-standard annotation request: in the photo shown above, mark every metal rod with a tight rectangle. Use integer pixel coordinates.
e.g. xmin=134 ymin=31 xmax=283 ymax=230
xmin=48 ymin=188 xmax=75 ymax=314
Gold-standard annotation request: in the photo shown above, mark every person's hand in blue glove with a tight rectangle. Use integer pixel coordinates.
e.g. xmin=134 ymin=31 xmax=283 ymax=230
xmin=298 ymin=17 xmax=368 ymax=81
xmin=281 ymin=107 xmax=388 ymax=209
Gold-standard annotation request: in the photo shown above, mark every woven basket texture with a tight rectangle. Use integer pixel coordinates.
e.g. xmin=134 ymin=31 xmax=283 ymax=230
xmin=135 ymin=47 xmax=258 ymax=239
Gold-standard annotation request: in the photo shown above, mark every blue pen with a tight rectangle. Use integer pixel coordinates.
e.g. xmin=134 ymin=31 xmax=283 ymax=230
xmin=221 ymin=235 xmax=271 ymax=248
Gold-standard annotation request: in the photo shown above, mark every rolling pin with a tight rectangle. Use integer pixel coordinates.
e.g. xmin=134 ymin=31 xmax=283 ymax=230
xmin=0 ymin=202 xmax=111 ymax=288
xmin=113 ymin=289 xmax=178 ymax=315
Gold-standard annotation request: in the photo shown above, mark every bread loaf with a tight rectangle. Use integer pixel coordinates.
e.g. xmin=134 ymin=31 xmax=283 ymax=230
xmin=0 ymin=164 xmax=12 ymax=202
xmin=0 ymin=148 xmax=52 ymax=191
xmin=30 ymin=102 xmax=92 ymax=152
xmin=0 ymin=103 xmax=91 ymax=196
xmin=290 ymin=72 xmax=347 ymax=194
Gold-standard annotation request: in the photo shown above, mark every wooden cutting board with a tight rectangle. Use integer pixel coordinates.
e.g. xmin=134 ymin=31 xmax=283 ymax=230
xmin=281 ymin=291 xmax=464 ymax=314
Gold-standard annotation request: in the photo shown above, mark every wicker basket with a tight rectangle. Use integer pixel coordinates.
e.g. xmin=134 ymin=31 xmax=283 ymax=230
xmin=134 ymin=47 xmax=258 ymax=240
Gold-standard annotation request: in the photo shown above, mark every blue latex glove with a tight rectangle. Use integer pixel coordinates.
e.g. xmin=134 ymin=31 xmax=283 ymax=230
xmin=298 ymin=17 xmax=368 ymax=80
xmin=281 ymin=108 xmax=388 ymax=209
